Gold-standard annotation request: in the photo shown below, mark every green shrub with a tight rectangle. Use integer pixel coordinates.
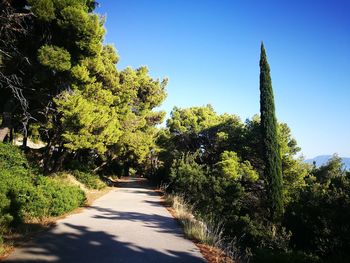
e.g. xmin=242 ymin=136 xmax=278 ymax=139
xmin=284 ymin=157 xmax=350 ymax=259
xmin=0 ymin=171 xmax=86 ymax=224
xmin=0 ymin=171 xmax=33 ymax=228
xmin=0 ymin=142 xmax=29 ymax=176
xmin=72 ymin=170 xmax=105 ymax=190
xmin=20 ymin=176 xmax=86 ymax=217
xmin=169 ymin=154 xmax=208 ymax=201
xmin=0 ymin=143 xmax=86 ymax=242
xmin=0 ymin=143 xmax=33 ymax=228
xmin=35 ymin=177 xmax=86 ymax=216
xmin=168 ymin=152 xmax=292 ymax=253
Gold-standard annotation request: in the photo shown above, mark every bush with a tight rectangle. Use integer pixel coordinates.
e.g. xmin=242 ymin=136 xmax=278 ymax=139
xmin=0 ymin=142 xmax=29 ymax=176
xmin=168 ymin=152 xmax=292 ymax=256
xmin=27 ymin=176 xmax=86 ymax=217
xmin=0 ymin=143 xmax=86 ymax=241
xmin=72 ymin=170 xmax=105 ymax=190
xmin=169 ymin=154 xmax=208 ymax=202
xmin=0 ymin=143 xmax=33 ymax=228
xmin=284 ymin=157 xmax=350 ymax=260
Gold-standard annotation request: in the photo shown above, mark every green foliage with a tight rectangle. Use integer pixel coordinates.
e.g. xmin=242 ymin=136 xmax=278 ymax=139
xmin=99 ymin=66 xmax=167 ymax=175
xmin=1 ymin=174 xmax=86 ymax=219
xmin=166 ymin=105 xmax=220 ymax=155
xmin=160 ymin=105 xmax=246 ymax=175
xmin=72 ymin=170 xmax=105 ymax=190
xmin=169 ymin=153 xmax=248 ymax=241
xmin=0 ymin=142 xmax=29 ymax=176
xmin=34 ymin=176 xmax=86 ymax=216
xmin=167 ymin=104 xmax=219 ymax=135
xmin=38 ymin=45 xmax=71 ymax=72
xmin=58 ymin=5 xmax=104 ymax=55
xmin=56 ymin=83 xmax=121 ymax=154
xmin=169 ymin=154 xmax=208 ymax=200
xmin=284 ymin=156 xmax=350 ymax=260
xmin=0 ymin=170 xmax=33 ymax=227
xmin=158 ymin=103 xmax=311 ymax=260
xmin=71 ymin=64 xmax=91 ymax=83
xmin=0 ymin=143 xmax=32 ymax=229
xmin=278 ymin=123 xmax=308 ymax=204
xmin=242 ymin=116 xmax=308 ymax=204
xmin=28 ymin=0 xmax=56 ymax=21
xmin=167 ymin=153 xmax=291 ymax=253
xmin=1 ymin=0 xmax=103 ymax=144
xmin=217 ymin=151 xmax=258 ymax=181
xmin=1 ymin=0 xmax=167 ymax=177
xmin=5 ymin=1 xmax=345 ymax=261
xmin=259 ymin=43 xmax=283 ymax=221
xmin=0 ymin=143 xmax=85 ymax=241
xmin=52 ymin=0 xmax=95 ymax=11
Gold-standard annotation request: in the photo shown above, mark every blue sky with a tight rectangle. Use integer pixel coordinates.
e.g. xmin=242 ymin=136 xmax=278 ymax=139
xmin=96 ymin=0 xmax=350 ymax=158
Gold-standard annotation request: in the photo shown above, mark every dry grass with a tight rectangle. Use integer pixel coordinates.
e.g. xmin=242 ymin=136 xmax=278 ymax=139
xmin=197 ymin=243 xmax=235 ymax=263
xmin=161 ymin=191 xmax=251 ymax=263
xmin=165 ymin=195 xmax=222 ymax=246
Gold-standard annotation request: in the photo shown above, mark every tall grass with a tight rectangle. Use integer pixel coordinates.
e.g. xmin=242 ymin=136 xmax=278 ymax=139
xmin=163 ymin=192 xmax=251 ymax=263
xmin=166 ymin=195 xmax=222 ymax=246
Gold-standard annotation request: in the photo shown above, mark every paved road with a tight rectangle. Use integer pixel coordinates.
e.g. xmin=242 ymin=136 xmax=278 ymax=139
xmin=6 ymin=178 xmax=206 ymax=263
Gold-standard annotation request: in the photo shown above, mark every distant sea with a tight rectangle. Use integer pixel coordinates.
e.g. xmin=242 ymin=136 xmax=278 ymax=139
xmin=305 ymin=155 xmax=350 ymax=170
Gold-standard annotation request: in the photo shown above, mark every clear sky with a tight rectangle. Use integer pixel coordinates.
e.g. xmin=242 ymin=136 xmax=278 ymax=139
xmin=96 ymin=0 xmax=350 ymax=158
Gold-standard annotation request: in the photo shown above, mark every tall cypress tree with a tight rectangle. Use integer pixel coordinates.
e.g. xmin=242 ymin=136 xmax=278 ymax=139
xmin=259 ymin=43 xmax=283 ymax=222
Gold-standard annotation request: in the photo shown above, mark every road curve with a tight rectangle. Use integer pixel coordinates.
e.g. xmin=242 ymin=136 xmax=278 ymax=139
xmin=6 ymin=178 xmax=206 ymax=262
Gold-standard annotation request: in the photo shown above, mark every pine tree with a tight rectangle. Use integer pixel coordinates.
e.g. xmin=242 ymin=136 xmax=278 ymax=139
xmin=259 ymin=43 xmax=283 ymax=222
xmin=0 ymin=0 xmax=103 ymax=144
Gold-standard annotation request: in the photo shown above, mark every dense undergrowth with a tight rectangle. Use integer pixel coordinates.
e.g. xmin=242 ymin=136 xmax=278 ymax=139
xmin=0 ymin=143 xmax=106 ymax=247
xmin=158 ymin=153 xmax=350 ymax=263
xmin=153 ymin=106 xmax=350 ymax=263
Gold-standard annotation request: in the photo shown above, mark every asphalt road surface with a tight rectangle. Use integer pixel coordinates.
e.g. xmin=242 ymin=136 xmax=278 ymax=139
xmin=6 ymin=178 xmax=206 ymax=262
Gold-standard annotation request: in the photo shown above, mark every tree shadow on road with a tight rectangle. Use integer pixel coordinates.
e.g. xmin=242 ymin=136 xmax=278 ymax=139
xmin=123 ymin=189 xmax=160 ymax=196
xmin=143 ymin=199 xmax=164 ymax=207
xmin=116 ymin=178 xmax=149 ymax=189
xmin=90 ymin=206 xmax=183 ymax=236
xmin=6 ymin=223 xmax=205 ymax=262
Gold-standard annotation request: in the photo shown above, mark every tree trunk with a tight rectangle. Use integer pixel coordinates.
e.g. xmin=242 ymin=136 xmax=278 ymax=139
xmin=52 ymin=143 xmax=68 ymax=172
xmin=22 ymin=135 xmax=27 ymax=148
xmin=43 ymin=141 xmax=54 ymax=174
xmin=53 ymin=150 xmax=68 ymax=172
xmin=22 ymin=122 xmax=28 ymax=148
xmin=9 ymin=128 xmax=14 ymax=144
xmin=93 ymin=156 xmax=117 ymax=173
xmin=124 ymin=163 xmax=130 ymax=177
